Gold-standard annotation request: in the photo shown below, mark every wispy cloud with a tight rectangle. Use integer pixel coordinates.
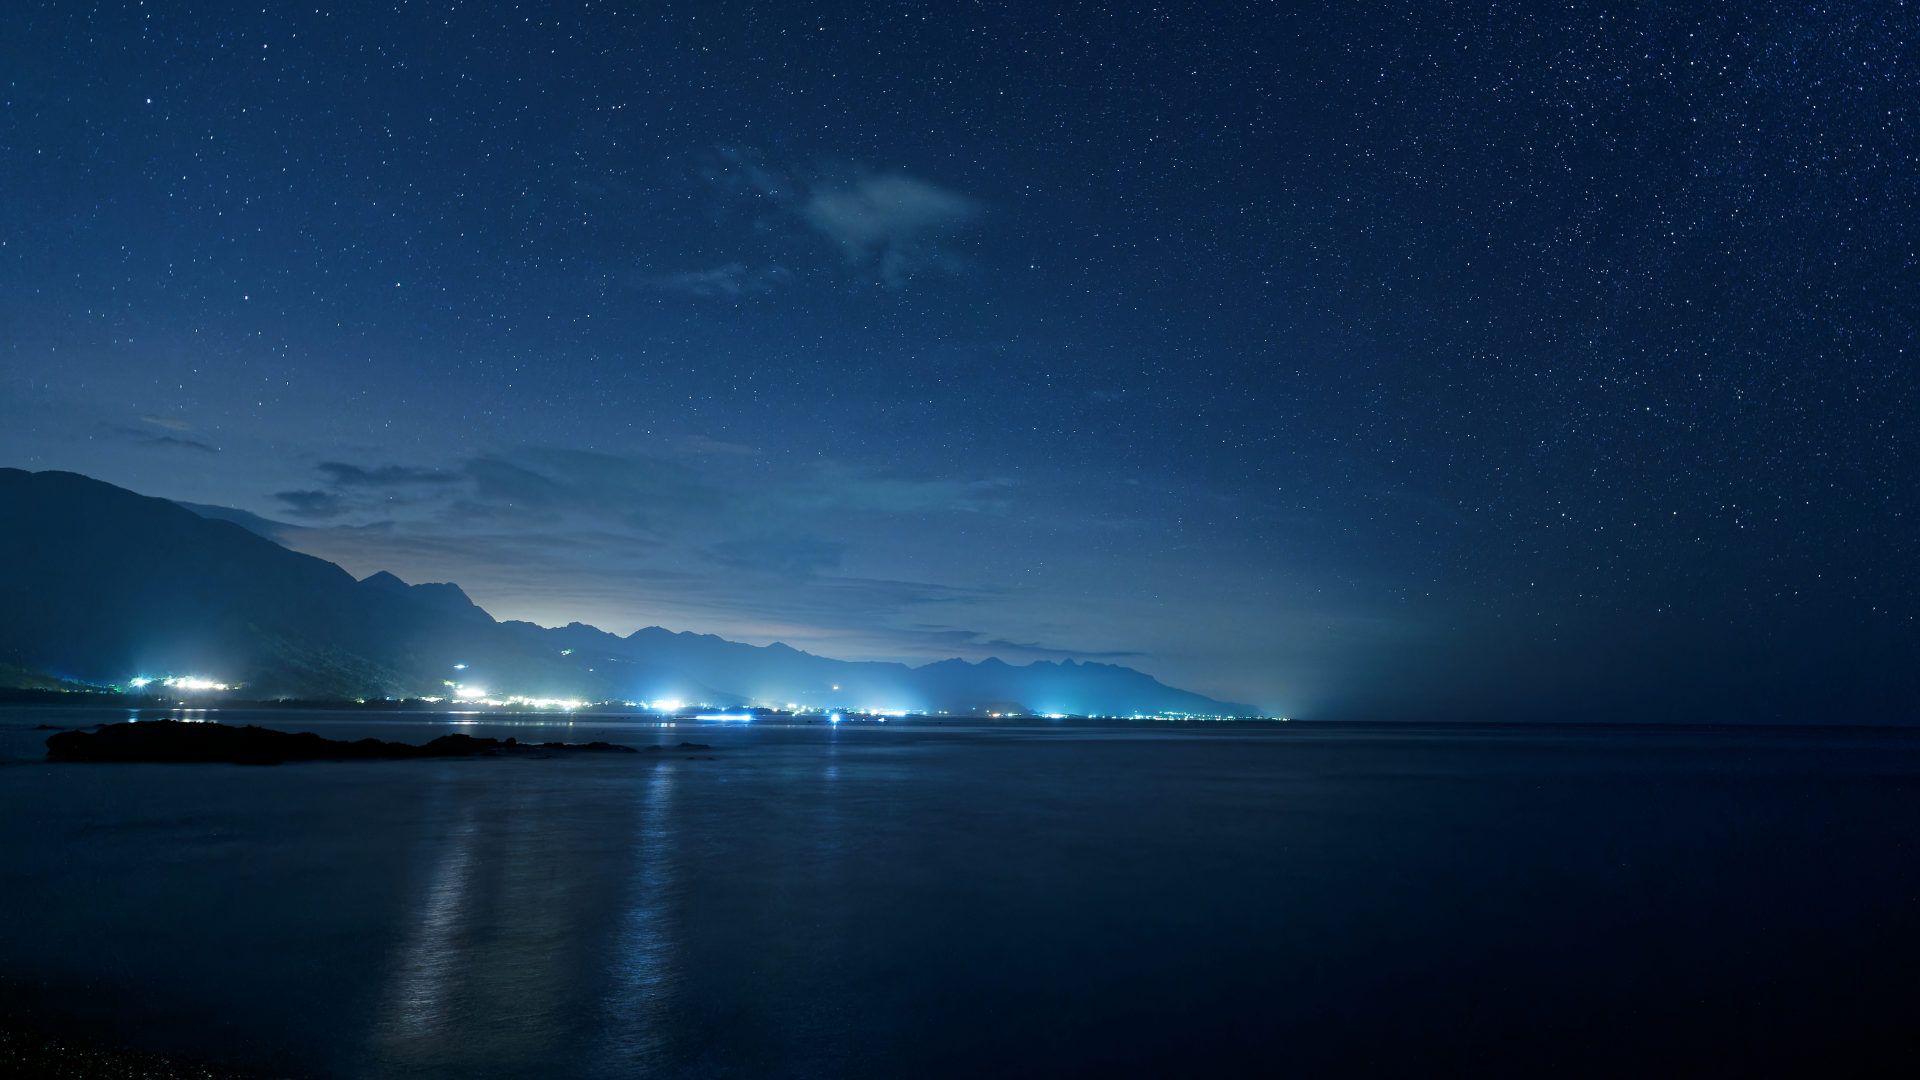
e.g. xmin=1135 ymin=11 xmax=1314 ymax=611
xmin=638 ymin=262 xmax=789 ymax=297
xmin=267 ymin=446 xmax=1013 ymax=551
xmin=273 ymin=489 xmax=347 ymax=519
xmin=689 ymin=149 xmax=984 ymax=288
xmin=259 ymin=445 xmax=1021 ymax=650
xmin=803 ymin=173 xmax=982 ymax=285
xmin=906 ymin=626 xmax=1145 ymax=661
xmin=317 ymin=462 xmax=461 ymax=488
xmin=783 ymin=466 xmax=1015 ymax=515
xmin=110 ymin=423 xmax=220 ymax=453
xmin=677 ymin=434 xmax=758 ymax=458
xmin=430 ymin=448 xmax=1008 ymax=526
xmin=705 ymin=533 xmax=846 ymax=578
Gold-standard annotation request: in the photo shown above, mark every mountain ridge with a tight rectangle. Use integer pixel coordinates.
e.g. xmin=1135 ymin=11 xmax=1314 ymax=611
xmin=0 ymin=468 xmax=1257 ymax=715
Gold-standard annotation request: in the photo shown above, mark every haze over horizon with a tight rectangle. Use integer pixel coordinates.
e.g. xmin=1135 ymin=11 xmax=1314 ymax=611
xmin=3 ymin=2 xmax=1915 ymax=721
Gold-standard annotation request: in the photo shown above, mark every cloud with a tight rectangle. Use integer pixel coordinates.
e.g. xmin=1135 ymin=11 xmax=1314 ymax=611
xmin=318 ymin=462 xmax=461 ymax=488
xmin=138 ymin=432 xmax=219 ymax=453
xmin=462 ymin=449 xmax=729 ymax=525
xmin=705 ymin=534 xmax=846 ymax=578
xmin=280 ymin=518 xmax=654 ymax=574
xmin=316 ymin=448 xmax=1011 ymax=528
xmin=803 ymin=174 xmax=982 ymax=285
xmin=461 ymin=456 xmax=569 ymax=508
xmin=677 ymin=434 xmax=758 ymax=457
xmin=639 ymin=262 xmax=789 ymax=297
xmin=254 ymin=461 xmax=469 ymax=524
xmin=260 ymin=447 xmax=1028 ymax=655
xmin=785 ymin=466 xmax=1015 ymax=515
xmin=139 ymin=415 xmax=196 ymax=432
xmin=273 ymin=490 xmax=347 ymax=519
xmin=109 ymin=424 xmax=219 ymax=453
xmin=690 ymin=150 xmax=984 ymax=288
xmin=703 ymin=147 xmax=794 ymax=201
xmin=907 ymin=626 xmax=1145 ymax=661
xmin=586 ymin=574 xmax=1000 ymax=637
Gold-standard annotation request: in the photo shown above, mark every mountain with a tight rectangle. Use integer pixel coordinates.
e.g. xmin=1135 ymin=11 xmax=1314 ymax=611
xmin=0 ymin=469 xmax=1256 ymax=715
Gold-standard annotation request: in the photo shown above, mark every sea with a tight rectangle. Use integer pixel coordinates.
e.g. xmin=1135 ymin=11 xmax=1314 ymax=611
xmin=2 ymin=706 xmax=1917 ymax=1077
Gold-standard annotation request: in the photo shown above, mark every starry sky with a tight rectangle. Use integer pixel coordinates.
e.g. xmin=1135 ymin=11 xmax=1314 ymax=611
xmin=2 ymin=1 xmax=1915 ymax=719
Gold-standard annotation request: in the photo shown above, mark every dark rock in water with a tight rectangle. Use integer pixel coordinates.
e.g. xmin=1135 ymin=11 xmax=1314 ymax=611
xmin=44 ymin=720 xmax=641 ymax=765
xmin=32 ymin=723 xmax=61 ymax=730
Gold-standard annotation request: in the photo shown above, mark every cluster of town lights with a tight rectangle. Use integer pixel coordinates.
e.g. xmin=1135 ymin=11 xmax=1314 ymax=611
xmin=121 ymin=669 xmax=1266 ymax=720
xmin=127 ymin=675 xmax=232 ymax=692
xmin=427 ymin=687 xmax=589 ymax=710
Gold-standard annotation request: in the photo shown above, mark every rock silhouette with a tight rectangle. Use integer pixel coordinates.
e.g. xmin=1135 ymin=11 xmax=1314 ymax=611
xmin=42 ymin=719 xmax=674 ymax=765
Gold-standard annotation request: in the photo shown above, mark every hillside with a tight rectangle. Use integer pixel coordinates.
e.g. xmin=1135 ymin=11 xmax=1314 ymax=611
xmin=0 ymin=469 xmax=1255 ymax=714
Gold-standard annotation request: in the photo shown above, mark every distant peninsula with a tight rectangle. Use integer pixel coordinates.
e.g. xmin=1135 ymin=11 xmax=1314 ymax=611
xmin=43 ymin=719 xmax=712 ymax=766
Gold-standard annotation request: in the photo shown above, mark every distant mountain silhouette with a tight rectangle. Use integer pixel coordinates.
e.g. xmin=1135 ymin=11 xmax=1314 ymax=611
xmin=0 ymin=469 xmax=1255 ymax=714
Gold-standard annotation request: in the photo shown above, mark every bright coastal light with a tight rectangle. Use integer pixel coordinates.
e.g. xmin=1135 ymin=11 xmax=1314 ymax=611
xmin=694 ymin=712 xmax=753 ymax=721
xmin=650 ymin=699 xmax=684 ymax=713
xmin=422 ymin=692 xmax=585 ymax=709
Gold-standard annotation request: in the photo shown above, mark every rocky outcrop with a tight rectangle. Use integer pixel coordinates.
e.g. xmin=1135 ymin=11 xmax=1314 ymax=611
xmin=42 ymin=720 xmax=680 ymax=765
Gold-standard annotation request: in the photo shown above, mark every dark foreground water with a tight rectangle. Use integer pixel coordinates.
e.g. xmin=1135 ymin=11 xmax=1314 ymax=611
xmin=2 ymin=708 xmax=1917 ymax=1077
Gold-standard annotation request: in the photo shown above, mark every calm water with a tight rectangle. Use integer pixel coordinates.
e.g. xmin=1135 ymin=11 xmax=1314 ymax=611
xmin=2 ymin=707 xmax=1917 ymax=1077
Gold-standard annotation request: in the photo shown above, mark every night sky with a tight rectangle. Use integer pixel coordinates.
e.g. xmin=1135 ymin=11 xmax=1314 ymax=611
xmin=2 ymin=2 xmax=1915 ymax=719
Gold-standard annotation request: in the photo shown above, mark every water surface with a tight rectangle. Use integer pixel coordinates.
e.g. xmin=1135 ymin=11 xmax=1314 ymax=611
xmin=3 ymin=707 xmax=1917 ymax=1076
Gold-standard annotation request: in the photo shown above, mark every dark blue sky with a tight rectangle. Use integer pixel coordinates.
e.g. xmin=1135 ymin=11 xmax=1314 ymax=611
xmin=2 ymin=1 xmax=1915 ymax=718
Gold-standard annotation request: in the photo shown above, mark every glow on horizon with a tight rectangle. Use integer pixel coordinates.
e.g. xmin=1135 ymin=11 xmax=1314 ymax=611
xmin=427 ymin=693 xmax=588 ymax=710
xmin=128 ymin=675 xmax=232 ymax=692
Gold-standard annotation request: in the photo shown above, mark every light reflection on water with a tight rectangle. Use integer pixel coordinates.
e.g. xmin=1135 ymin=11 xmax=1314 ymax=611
xmin=2 ymin=707 xmax=1919 ymax=1077
xmin=594 ymin=762 xmax=679 ymax=1076
xmin=354 ymin=766 xmax=669 ymax=1078
xmin=371 ymin=798 xmax=479 ymax=1058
